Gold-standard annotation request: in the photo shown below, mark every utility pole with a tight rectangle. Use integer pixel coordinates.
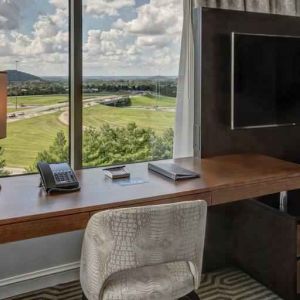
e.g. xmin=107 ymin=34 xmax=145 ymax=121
xmin=156 ymin=68 xmax=161 ymax=110
xmin=15 ymin=60 xmax=19 ymax=111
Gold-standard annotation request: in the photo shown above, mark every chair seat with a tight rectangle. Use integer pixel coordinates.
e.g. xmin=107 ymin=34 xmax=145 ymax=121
xmin=102 ymin=261 xmax=195 ymax=300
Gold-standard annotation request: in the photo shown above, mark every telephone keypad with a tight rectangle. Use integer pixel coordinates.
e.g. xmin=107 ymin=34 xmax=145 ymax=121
xmin=54 ymin=171 xmax=74 ymax=183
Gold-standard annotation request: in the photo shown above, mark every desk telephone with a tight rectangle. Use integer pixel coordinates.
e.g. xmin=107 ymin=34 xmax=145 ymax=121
xmin=37 ymin=162 xmax=80 ymax=194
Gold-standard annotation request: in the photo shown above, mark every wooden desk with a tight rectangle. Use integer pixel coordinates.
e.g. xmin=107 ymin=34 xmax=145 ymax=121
xmin=1 ymin=154 xmax=300 ymax=244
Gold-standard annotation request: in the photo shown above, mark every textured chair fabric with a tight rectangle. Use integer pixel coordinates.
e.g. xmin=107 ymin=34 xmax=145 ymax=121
xmin=80 ymin=200 xmax=207 ymax=300
xmin=102 ymin=261 xmax=194 ymax=300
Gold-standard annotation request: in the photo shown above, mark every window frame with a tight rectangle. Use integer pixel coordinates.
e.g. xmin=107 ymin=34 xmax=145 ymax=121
xmin=70 ymin=0 xmax=83 ymax=170
xmin=1 ymin=0 xmax=180 ymax=177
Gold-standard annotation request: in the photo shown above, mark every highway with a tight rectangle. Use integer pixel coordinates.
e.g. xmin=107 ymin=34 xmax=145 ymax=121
xmin=7 ymin=95 xmax=123 ymax=123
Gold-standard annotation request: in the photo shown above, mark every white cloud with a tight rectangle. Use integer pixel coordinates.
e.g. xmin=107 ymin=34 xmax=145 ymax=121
xmin=114 ymin=0 xmax=182 ymax=36
xmin=7 ymin=4 xmax=68 ymax=57
xmin=84 ymin=29 xmax=122 ymax=56
xmin=0 ymin=0 xmax=183 ymax=76
xmin=49 ymin=0 xmax=68 ymax=9
xmin=0 ymin=0 xmax=69 ymax=76
xmin=34 ymin=16 xmax=59 ymax=39
xmin=136 ymin=35 xmax=172 ymax=48
xmin=81 ymin=0 xmax=183 ymax=75
xmin=0 ymin=0 xmax=22 ymax=30
xmin=84 ymin=0 xmax=135 ymax=17
xmin=0 ymin=32 xmax=11 ymax=55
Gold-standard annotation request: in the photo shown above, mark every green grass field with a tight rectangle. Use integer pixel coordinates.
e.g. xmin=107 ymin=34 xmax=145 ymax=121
xmin=0 ymin=113 xmax=67 ymax=168
xmin=8 ymin=94 xmax=68 ymax=107
xmin=83 ymin=104 xmax=175 ymax=134
xmin=0 ymin=94 xmax=176 ymax=169
xmin=131 ymin=95 xmax=176 ymax=107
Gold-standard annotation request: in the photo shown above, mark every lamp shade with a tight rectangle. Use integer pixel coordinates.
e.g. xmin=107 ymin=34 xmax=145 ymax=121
xmin=0 ymin=72 xmax=7 ymax=139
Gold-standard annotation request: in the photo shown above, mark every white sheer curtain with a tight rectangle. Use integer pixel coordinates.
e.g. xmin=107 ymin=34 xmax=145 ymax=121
xmin=173 ymin=0 xmax=299 ymax=159
xmin=173 ymin=0 xmax=201 ymax=159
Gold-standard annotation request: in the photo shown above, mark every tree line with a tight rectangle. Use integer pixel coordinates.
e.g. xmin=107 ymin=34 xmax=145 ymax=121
xmin=8 ymin=79 xmax=177 ymax=98
xmin=24 ymin=123 xmax=173 ymax=172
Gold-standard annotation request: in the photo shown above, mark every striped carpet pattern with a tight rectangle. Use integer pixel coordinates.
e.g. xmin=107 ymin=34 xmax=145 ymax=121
xmin=198 ymin=268 xmax=282 ymax=300
xmin=7 ymin=268 xmax=282 ymax=300
xmin=7 ymin=281 xmax=82 ymax=300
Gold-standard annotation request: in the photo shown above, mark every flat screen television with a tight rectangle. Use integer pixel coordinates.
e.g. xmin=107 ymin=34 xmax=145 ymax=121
xmin=231 ymin=32 xmax=300 ymax=129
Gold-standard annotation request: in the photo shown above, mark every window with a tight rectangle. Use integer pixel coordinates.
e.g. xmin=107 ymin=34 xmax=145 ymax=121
xmin=82 ymin=0 xmax=183 ymax=167
xmin=0 ymin=0 xmax=183 ymax=176
xmin=0 ymin=0 xmax=69 ymax=176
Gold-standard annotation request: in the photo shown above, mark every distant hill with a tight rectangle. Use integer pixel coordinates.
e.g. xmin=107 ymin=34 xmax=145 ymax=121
xmin=5 ymin=70 xmax=44 ymax=82
xmin=81 ymin=75 xmax=177 ymax=82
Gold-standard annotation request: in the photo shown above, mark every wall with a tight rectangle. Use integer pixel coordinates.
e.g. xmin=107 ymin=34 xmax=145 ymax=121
xmin=194 ymin=7 xmax=300 ymax=162
xmin=0 ymin=231 xmax=84 ymax=299
xmin=194 ymin=6 xmax=300 ymax=283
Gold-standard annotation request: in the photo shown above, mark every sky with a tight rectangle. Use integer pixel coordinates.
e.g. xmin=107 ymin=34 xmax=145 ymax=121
xmin=0 ymin=0 xmax=183 ymax=77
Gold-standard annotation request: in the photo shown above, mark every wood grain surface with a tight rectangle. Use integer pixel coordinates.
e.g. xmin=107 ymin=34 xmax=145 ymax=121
xmin=1 ymin=154 xmax=300 ymax=243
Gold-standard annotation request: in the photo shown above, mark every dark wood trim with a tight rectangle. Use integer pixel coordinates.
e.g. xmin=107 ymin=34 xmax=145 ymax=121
xmin=0 ymin=72 xmax=7 ymax=139
xmin=69 ymin=0 xmax=82 ymax=170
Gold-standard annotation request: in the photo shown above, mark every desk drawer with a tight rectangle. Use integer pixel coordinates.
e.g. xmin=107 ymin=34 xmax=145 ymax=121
xmin=90 ymin=192 xmax=211 ymax=217
xmin=297 ymin=225 xmax=300 ymax=258
xmin=0 ymin=212 xmax=89 ymax=244
xmin=212 ymin=179 xmax=289 ymax=205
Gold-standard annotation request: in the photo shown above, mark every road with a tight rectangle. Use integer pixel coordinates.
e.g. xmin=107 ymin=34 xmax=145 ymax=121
xmin=3 ymin=166 xmax=26 ymax=175
xmin=7 ymin=95 xmax=124 ymax=123
xmin=8 ymin=95 xmax=176 ymax=124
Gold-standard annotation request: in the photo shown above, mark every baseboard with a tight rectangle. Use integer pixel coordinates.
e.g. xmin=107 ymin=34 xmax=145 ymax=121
xmin=0 ymin=261 xmax=80 ymax=299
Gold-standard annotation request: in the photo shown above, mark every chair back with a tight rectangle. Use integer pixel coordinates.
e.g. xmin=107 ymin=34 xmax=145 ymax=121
xmin=80 ymin=200 xmax=207 ymax=299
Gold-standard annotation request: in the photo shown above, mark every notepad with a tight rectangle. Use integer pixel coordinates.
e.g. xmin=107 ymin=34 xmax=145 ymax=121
xmin=148 ymin=162 xmax=200 ymax=181
xmin=102 ymin=165 xmax=130 ymax=179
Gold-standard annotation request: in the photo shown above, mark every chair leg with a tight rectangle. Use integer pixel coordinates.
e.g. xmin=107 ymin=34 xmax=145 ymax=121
xmin=179 ymin=291 xmax=200 ymax=300
xmin=188 ymin=291 xmax=200 ymax=299
xmin=82 ymin=292 xmax=88 ymax=300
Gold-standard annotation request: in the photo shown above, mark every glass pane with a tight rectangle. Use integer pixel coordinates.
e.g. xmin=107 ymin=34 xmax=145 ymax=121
xmin=0 ymin=0 xmax=69 ymax=176
xmin=82 ymin=0 xmax=183 ymax=167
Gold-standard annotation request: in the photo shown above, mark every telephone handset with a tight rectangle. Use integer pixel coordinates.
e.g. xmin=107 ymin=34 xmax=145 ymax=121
xmin=37 ymin=162 xmax=80 ymax=194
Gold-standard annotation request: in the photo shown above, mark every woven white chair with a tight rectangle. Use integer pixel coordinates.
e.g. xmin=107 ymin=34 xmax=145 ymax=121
xmin=80 ymin=200 xmax=207 ymax=300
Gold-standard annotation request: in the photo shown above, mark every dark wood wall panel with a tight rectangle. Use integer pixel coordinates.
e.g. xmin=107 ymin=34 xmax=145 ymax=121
xmin=196 ymin=8 xmax=300 ymax=163
xmin=232 ymin=200 xmax=297 ymax=300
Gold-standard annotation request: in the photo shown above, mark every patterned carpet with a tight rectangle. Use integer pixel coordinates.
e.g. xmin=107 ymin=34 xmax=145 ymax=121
xmin=7 ymin=268 xmax=282 ymax=300
xmin=198 ymin=268 xmax=282 ymax=300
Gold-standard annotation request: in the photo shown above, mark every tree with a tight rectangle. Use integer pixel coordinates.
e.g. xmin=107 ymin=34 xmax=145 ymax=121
xmin=83 ymin=123 xmax=156 ymax=166
xmin=30 ymin=123 xmax=174 ymax=170
xmin=151 ymin=128 xmax=174 ymax=160
xmin=83 ymin=123 xmax=174 ymax=166
xmin=28 ymin=131 xmax=68 ymax=172
xmin=0 ymin=147 xmax=9 ymax=176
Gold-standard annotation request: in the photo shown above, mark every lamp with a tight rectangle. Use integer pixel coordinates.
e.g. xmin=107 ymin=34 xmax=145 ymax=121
xmin=0 ymin=72 xmax=7 ymax=139
xmin=0 ymin=72 xmax=7 ymax=190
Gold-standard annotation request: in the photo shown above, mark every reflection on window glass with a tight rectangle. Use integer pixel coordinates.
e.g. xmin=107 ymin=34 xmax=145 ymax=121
xmin=0 ymin=0 xmax=69 ymax=176
xmin=82 ymin=0 xmax=183 ymax=167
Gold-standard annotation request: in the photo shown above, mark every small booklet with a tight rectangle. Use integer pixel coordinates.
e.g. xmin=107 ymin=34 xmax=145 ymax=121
xmin=148 ymin=162 xmax=200 ymax=181
xmin=102 ymin=165 xmax=130 ymax=179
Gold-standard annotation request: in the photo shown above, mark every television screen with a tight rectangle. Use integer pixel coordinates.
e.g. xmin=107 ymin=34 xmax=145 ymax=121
xmin=231 ymin=32 xmax=300 ymax=129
